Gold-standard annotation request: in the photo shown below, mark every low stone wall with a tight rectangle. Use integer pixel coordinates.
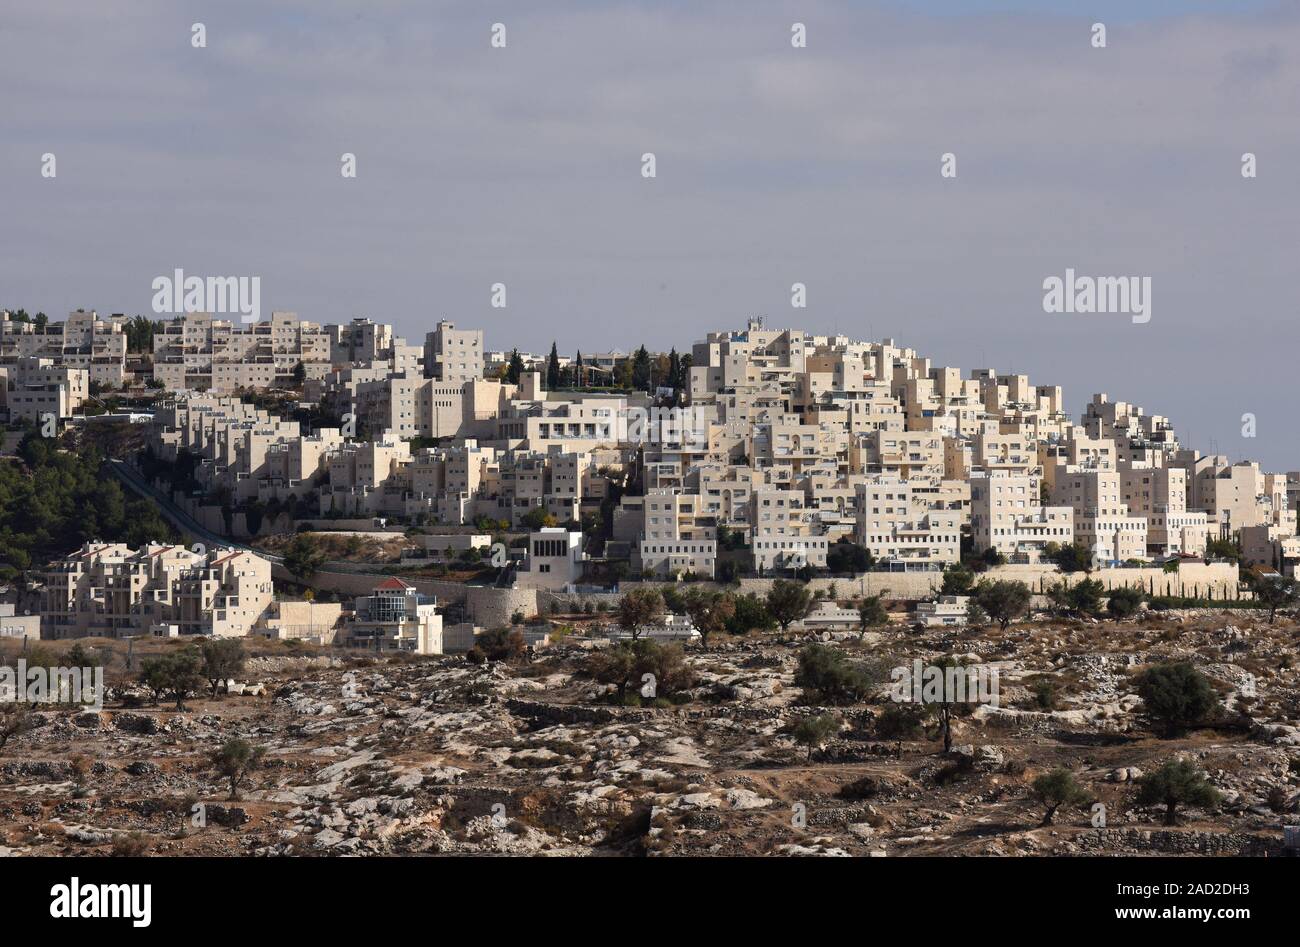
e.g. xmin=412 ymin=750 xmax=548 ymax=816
xmin=1077 ymin=827 xmax=1278 ymax=856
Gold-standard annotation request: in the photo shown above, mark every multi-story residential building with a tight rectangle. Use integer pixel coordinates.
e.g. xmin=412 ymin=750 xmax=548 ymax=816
xmin=424 ymin=321 xmax=484 ymax=384
xmin=42 ymin=543 xmax=272 ymax=639
xmin=750 ymin=486 xmax=827 ymax=572
xmin=152 ymin=311 xmax=332 ymax=392
xmin=320 ymin=435 xmax=412 ymax=516
xmin=353 ymin=371 xmax=466 ymax=440
xmin=970 ymin=472 xmax=1074 ymax=563
xmin=635 ymin=490 xmax=717 ymax=578
xmin=1 ymin=309 xmax=129 ymax=387
xmin=1050 ymin=467 xmax=1149 ymax=564
xmin=0 ymin=356 xmax=89 ymax=424
xmin=854 ymin=479 xmax=961 ymax=568
xmin=1120 ymin=463 xmax=1208 ymax=556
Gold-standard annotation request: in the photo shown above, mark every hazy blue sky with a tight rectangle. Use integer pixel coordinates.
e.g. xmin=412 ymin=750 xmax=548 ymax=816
xmin=3 ymin=1 xmax=1298 ymax=467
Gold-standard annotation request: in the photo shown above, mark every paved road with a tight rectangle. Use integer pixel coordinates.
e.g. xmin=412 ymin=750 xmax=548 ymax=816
xmin=105 ymin=458 xmax=282 ymax=563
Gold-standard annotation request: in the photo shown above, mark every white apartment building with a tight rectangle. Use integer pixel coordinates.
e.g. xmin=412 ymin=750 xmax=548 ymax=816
xmin=1 ymin=309 xmax=129 ymax=387
xmin=152 ymin=311 xmax=332 ymax=392
xmin=1051 ymin=467 xmax=1149 ymax=564
xmin=970 ymin=472 xmax=1074 ymax=563
xmin=855 ymin=479 xmax=961 ymax=568
xmin=637 ymin=490 xmax=717 ymax=578
xmin=424 ymin=321 xmax=484 ymax=384
xmin=0 ymin=356 xmax=89 ymax=423
xmin=42 ymin=543 xmax=273 ymax=639
xmin=750 ymin=487 xmax=827 ymax=572
xmin=1120 ymin=463 xmax=1208 ymax=556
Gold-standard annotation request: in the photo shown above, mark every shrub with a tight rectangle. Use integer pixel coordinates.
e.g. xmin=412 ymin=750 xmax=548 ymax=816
xmin=794 ymin=644 xmax=887 ymax=705
xmin=875 ymin=703 xmax=925 ymax=740
xmin=1134 ymin=662 xmax=1220 ymax=738
xmin=1107 ymin=586 xmax=1144 ymax=619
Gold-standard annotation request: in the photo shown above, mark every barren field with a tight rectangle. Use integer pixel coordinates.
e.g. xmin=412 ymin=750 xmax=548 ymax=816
xmin=2 ymin=612 xmax=1297 ymax=857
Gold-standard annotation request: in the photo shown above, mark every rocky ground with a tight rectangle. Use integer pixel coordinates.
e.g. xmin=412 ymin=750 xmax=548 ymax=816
xmin=2 ymin=611 xmax=1298 ymax=857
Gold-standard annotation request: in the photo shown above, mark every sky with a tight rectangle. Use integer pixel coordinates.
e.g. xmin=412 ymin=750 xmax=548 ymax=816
xmin=2 ymin=0 xmax=1298 ymax=468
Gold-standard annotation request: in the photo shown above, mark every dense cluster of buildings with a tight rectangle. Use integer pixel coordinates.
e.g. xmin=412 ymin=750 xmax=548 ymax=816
xmin=17 ymin=310 xmax=1300 ymax=652
xmin=125 ymin=315 xmax=1300 ymax=583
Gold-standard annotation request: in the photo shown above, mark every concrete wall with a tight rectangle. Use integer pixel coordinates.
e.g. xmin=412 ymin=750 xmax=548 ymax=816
xmin=623 ymin=562 xmax=1241 ymax=602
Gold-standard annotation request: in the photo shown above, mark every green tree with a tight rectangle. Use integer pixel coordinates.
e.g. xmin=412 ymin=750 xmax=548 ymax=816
xmin=1048 ymin=578 xmax=1105 ymax=617
xmin=211 ymin=738 xmax=266 ymax=801
xmin=876 ymin=703 xmax=925 ymax=740
xmin=201 ymin=639 xmax=247 ymax=698
xmin=616 ymin=587 xmax=665 ymax=640
xmin=283 ymin=533 xmax=327 ymax=580
xmin=826 ymin=539 xmax=873 ymax=574
xmin=139 ymin=657 xmax=169 ymax=705
xmin=520 ymin=507 xmax=556 ymax=530
xmin=974 ymin=580 xmax=1032 ymax=630
xmin=1204 ymin=538 xmax=1241 ymax=563
xmin=1044 ymin=542 xmax=1092 ymax=573
xmin=924 ymin=656 xmax=982 ymax=754
xmin=681 ymin=588 xmax=735 ymax=650
xmin=1134 ymin=662 xmax=1220 ymax=739
xmin=545 ymin=342 xmax=561 ymax=390
xmin=1135 ymin=759 xmax=1221 ymax=826
xmin=506 ymin=349 xmax=525 ymax=385
xmin=941 ymin=564 xmax=975 ymax=595
xmin=157 ymin=649 xmax=205 ymax=711
xmin=1249 ymin=573 xmax=1296 ymax=624
xmin=766 ymin=579 xmax=813 ymax=631
xmin=587 ymin=643 xmax=637 ymax=700
xmin=471 ymin=626 xmax=528 ymax=663
xmin=792 ymin=713 xmax=840 ymax=762
xmin=587 ymin=639 xmax=693 ymax=703
xmin=856 ymin=592 xmax=890 ymax=640
xmin=1030 ymin=768 xmax=1092 ymax=825
xmin=725 ymin=593 xmax=775 ymax=635
xmin=631 ymin=346 xmax=652 ymax=391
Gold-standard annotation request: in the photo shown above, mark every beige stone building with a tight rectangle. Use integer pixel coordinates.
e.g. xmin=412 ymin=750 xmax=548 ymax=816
xmin=42 ymin=543 xmax=272 ymax=639
xmin=152 ymin=311 xmax=331 ymax=392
